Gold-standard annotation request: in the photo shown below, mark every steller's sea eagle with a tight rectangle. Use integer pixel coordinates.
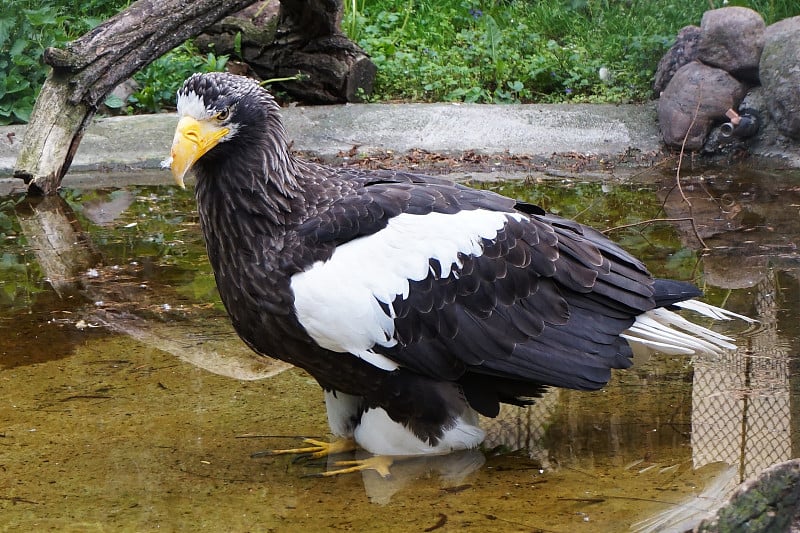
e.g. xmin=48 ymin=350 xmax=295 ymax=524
xmin=164 ymin=72 xmax=749 ymax=475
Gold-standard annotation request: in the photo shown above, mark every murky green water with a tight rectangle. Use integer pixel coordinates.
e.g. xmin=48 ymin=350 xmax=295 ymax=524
xmin=1 ymin=167 xmax=799 ymax=532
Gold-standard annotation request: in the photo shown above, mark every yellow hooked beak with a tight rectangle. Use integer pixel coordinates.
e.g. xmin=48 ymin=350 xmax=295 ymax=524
xmin=166 ymin=116 xmax=229 ymax=188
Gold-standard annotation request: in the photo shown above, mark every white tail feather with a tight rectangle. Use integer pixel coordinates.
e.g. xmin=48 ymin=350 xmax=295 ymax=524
xmin=620 ymin=333 xmax=695 ymax=355
xmin=623 ymin=300 xmax=751 ymax=356
xmin=673 ymin=299 xmax=755 ymax=323
xmin=623 ymin=315 xmax=724 ymax=354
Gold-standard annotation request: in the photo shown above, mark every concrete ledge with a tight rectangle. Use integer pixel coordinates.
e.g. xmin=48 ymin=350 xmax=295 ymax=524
xmin=0 ymin=102 xmax=663 ymax=180
xmin=3 ymin=101 xmax=798 ymax=191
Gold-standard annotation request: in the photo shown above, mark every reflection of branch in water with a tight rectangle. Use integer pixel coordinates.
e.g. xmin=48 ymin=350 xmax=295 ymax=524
xmin=16 ymin=195 xmax=99 ymax=297
xmin=91 ymin=309 xmax=290 ymax=380
xmin=15 ymin=193 xmax=290 ymax=381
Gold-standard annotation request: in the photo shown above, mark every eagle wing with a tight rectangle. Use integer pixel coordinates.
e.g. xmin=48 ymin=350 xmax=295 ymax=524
xmin=290 ymin=173 xmax=658 ymax=407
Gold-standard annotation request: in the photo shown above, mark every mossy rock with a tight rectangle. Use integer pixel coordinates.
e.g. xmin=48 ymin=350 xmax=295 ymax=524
xmin=693 ymin=459 xmax=800 ymax=532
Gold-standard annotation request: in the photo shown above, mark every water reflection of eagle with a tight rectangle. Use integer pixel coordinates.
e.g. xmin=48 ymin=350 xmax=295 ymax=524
xmin=164 ymin=72 xmax=750 ymax=476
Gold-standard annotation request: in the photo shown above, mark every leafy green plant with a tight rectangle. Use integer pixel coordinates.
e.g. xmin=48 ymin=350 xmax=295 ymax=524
xmin=128 ymin=42 xmax=228 ymax=113
xmin=0 ymin=1 xmax=130 ymax=124
xmin=2 ymin=0 xmax=798 ymax=123
xmin=0 ymin=4 xmax=65 ymax=123
xmin=347 ymin=0 xmax=799 ymax=104
xmin=0 ymin=1 xmax=226 ymax=124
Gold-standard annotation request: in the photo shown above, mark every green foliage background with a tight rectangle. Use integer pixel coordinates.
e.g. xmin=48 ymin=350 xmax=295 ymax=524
xmin=0 ymin=1 xmax=133 ymax=123
xmin=0 ymin=0 xmax=228 ymax=124
xmin=346 ymin=0 xmax=798 ymax=104
xmin=1 ymin=0 xmax=797 ymax=123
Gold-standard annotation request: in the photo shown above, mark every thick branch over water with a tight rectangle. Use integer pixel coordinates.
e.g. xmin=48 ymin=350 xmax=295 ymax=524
xmin=15 ymin=0 xmax=255 ymax=195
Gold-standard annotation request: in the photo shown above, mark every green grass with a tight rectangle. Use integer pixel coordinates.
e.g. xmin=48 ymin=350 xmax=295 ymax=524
xmin=1 ymin=0 xmax=797 ymax=124
xmin=346 ymin=0 xmax=799 ymax=104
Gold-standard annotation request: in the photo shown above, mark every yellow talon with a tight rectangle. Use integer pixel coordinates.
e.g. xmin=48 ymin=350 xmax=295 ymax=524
xmin=313 ymin=455 xmax=395 ymax=478
xmin=251 ymin=437 xmax=356 ymax=460
xmin=250 ymin=437 xmax=395 ymax=477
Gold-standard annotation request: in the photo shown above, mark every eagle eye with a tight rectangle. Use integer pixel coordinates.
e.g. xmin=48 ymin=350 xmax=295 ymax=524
xmin=215 ymin=107 xmax=230 ymax=121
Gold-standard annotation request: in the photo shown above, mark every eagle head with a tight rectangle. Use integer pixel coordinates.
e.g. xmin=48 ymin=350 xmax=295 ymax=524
xmin=164 ymin=72 xmax=281 ymax=188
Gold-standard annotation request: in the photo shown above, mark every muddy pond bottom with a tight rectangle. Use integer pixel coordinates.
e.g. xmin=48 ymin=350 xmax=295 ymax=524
xmin=1 ymin=167 xmax=799 ymax=532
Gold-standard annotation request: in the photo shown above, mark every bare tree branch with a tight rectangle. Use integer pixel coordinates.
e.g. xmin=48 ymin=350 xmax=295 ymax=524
xmin=15 ymin=0 xmax=256 ymax=195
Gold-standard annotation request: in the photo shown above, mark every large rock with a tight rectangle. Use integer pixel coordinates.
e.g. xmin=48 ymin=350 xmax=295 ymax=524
xmin=653 ymin=26 xmax=702 ymax=97
xmin=658 ymin=61 xmax=747 ymax=150
xmin=759 ymin=16 xmax=800 ymax=139
xmin=698 ymin=7 xmax=765 ymax=81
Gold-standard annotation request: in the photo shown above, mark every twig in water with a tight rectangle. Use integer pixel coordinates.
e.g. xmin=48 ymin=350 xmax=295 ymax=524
xmin=675 ymin=84 xmax=709 ymax=249
xmin=603 ymin=217 xmax=702 ymax=235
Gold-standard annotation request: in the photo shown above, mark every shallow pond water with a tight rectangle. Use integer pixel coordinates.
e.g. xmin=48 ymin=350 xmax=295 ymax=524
xmin=1 ymin=167 xmax=799 ymax=532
